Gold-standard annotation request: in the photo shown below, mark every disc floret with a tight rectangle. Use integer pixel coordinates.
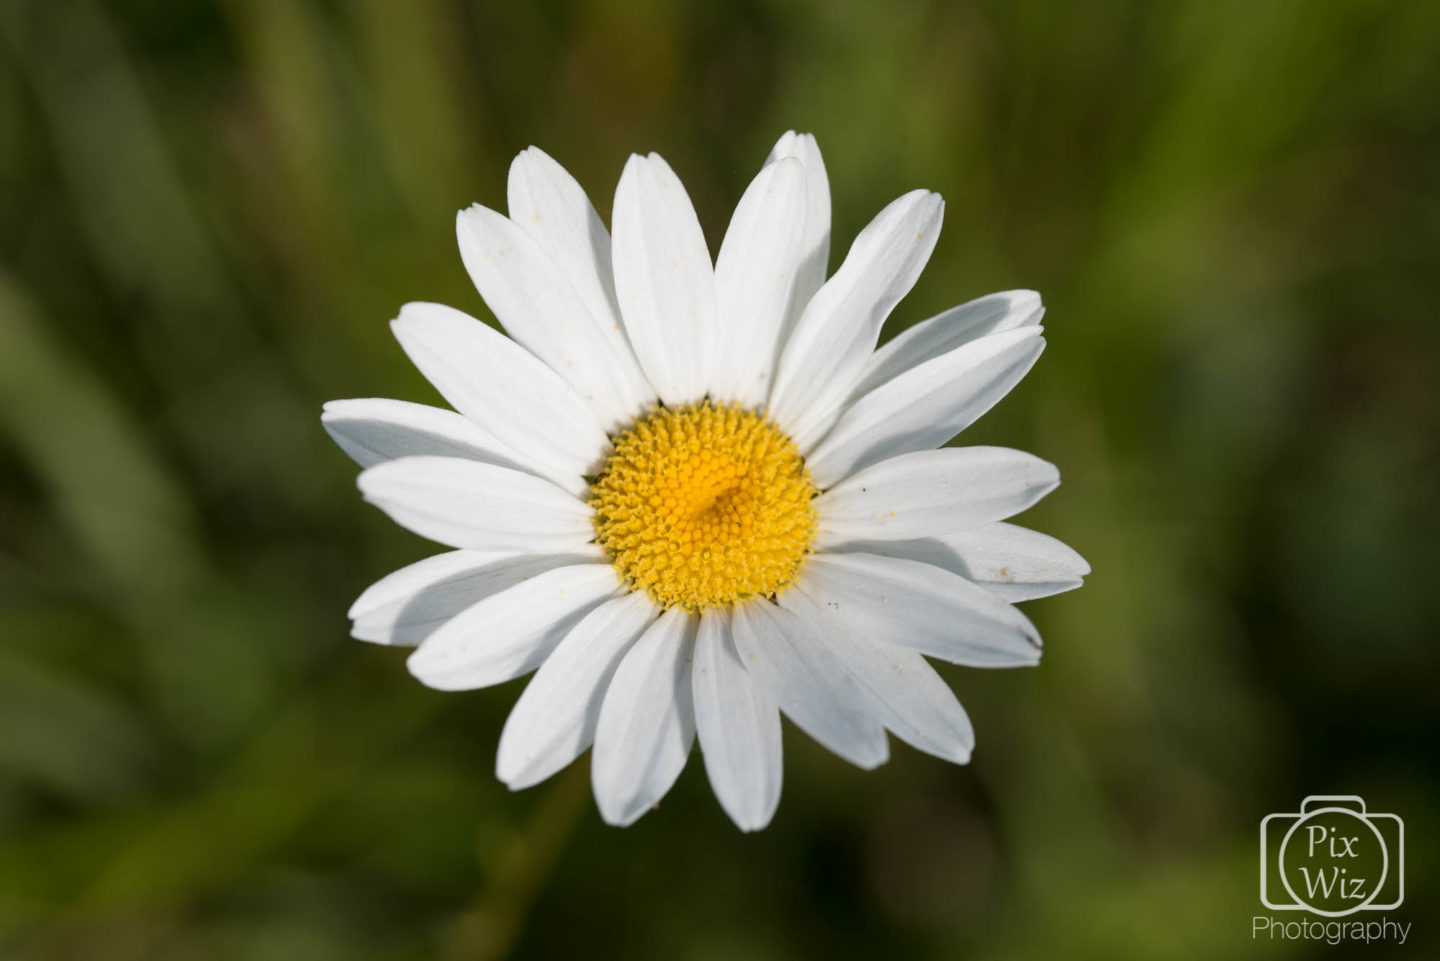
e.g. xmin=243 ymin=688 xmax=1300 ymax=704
xmin=590 ymin=401 xmax=817 ymax=611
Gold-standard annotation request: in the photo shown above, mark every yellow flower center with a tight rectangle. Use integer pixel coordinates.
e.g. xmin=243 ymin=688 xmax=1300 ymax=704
xmin=590 ymin=401 xmax=818 ymax=611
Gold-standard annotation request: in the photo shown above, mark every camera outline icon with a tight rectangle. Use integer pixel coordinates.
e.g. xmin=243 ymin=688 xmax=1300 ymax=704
xmin=1260 ymin=795 xmax=1404 ymax=917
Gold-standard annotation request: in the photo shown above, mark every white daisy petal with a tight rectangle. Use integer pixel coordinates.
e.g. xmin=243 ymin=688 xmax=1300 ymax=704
xmin=321 ymin=398 xmax=587 ymax=498
xmin=611 ymin=153 xmax=718 ymax=405
xmin=730 ymin=598 xmax=890 ymax=769
xmin=505 ymin=146 xmax=630 ymax=348
xmin=768 ymin=189 xmax=944 ymax=449
xmin=348 ymin=550 xmax=510 ymax=622
xmin=591 ymin=607 xmax=698 ymax=827
xmin=712 ymin=156 xmax=809 ymax=406
xmin=358 ymin=456 xmax=594 ymax=553
xmin=814 ymin=447 xmax=1060 ymax=546
xmin=806 ymin=327 xmax=1045 ymax=489
xmin=693 ymin=610 xmax=783 ymax=831
xmin=820 ymin=522 xmax=1090 ymax=602
xmin=497 ymin=592 xmax=660 ymax=790
xmin=350 ymin=549 xmax=577 ymax=646
xmin=779 ymin=589 xmax=973 ymax=764
xmin=456 ymin=203 xmax=653 ymax=431
xmin=797 ymin=553 xmax=1042 ymax=668
xmin=390 ymin=302 xmax=610 ymax=478
xmin=407 ymin=564 xmax=622 ymax=691
xmin=764 ymin=131 xmax=830 ymax=341
xmin=852 ymin=290 xmax=1044 ymax=400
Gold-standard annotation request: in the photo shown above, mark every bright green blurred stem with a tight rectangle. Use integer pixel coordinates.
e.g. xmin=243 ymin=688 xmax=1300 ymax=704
xmin=443 ymin=764 xmax=591 ymax=961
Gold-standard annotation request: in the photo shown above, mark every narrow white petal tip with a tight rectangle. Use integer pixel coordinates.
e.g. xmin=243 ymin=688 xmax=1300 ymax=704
xmin=390 ymin=302 xmax=427 ymax=330
xmin=938 ymin=745 xmax=974 ymax=767
xmin=405 ymin=653 xmax=454 ymax=691
xmin=454 ymin=205 xmax=495 ymax=242
xmin=1001 ymin=289 xmax=1042 ymax=310
xmin=853 ymin=741 xmax=891 ymax=771
xmin=510 ymin=144 xmax=542 ymax=168
xmin=498 ymin=763 xmax=561 ymax=792
xmin=497 ymin=768 xmax=542 ymax=792
xmin=593 ymin=795 xmax=656 ymax=829
xmin=770 ymin=129 xmax=816 ymax=155
xmin=723 ymin=806 xmax=781 ymax=832
xmin=1053 ymin=539 xmax=1091 ymax=578
xmin=905 ymin=187 xmax=944 ymax=209
xmin=732 ymin=811 xmax=775 ymax=833
xmin=919 ymin=740 xmax=973 ymax=767
xmin=349 ymin=620 xmax=385 ymax=644
xmin=598 ymin=805 xmax=646 ymax=828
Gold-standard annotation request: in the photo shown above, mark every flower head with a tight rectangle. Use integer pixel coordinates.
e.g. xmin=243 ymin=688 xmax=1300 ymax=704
xmin=323 ymin=132 xmax=1088 ymax=830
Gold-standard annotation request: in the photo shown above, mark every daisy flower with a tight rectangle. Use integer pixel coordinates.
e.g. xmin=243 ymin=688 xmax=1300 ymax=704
xmin=323 ymin=131 xmax=1087 ymax=830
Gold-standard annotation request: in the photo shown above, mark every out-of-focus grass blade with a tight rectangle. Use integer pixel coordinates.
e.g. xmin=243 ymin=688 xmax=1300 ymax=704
xmin=0 ymin=276 xmax=274 ymax=747
xmin=0 ymin=276 xmax=204 ymax=594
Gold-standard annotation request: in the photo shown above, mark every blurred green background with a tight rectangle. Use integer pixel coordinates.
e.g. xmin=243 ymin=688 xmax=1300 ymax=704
xmin=2 ymin=1 xmax=1437 ymax=958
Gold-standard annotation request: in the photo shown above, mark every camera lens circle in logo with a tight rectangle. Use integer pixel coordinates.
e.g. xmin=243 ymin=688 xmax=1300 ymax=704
xmin=1278 ymin=806 xmax=1388 ymax=917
